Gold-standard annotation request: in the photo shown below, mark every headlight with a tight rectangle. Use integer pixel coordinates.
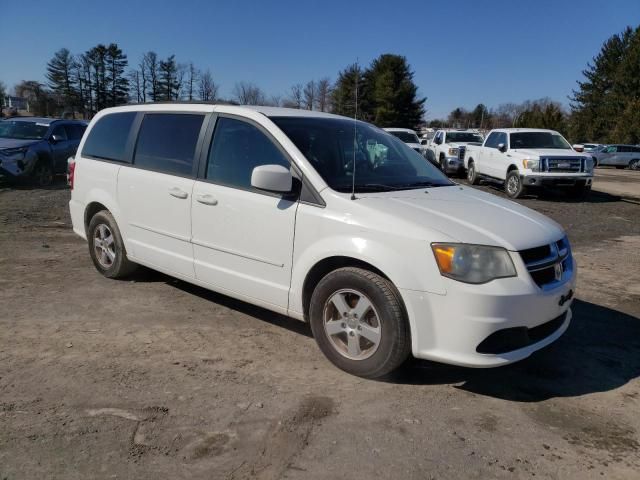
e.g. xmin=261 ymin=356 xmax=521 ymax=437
xmin=585 ymin=157 xmax=594 ymax=173
xmin=0 ymin=147 xmax=28 ymax=160
xmin=431 ymin=243 xmax=517 ymax=284
xmin=522 ymin=158 xmax=540 ymax=171
xmin=448 ymin=147 xmax=459 ymax=156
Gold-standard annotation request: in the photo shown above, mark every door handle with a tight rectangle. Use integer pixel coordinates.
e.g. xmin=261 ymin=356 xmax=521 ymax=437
xmin=168 ymin=187 xmax=189 ymax=199
xmin=196 ymin=194 xmax=218 ymax=206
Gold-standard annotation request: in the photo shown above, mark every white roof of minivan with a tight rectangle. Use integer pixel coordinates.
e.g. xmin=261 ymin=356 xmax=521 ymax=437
xmin=94 ymin=103 xmax=345 ymax=119
xmin=383 ymin=128 xmax=417 ymax=133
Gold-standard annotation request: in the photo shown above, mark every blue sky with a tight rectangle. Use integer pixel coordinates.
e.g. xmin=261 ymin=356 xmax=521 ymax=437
xmin=1 ymin=0 xmax=638 ymax=119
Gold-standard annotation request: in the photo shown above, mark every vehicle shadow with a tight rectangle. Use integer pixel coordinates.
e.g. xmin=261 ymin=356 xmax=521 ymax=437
xmin=0 ymin=175 xmax=69 ymax=191
xmin=386 ymin=299 xmax=640 ymax=401
xmin=145 ymin=270 xmax=314 ymax=338
xmin=470 ymin=180 xmax=625 ymax=204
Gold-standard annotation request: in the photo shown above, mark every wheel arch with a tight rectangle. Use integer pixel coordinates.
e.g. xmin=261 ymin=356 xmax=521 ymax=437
xmin=507 ymin=164 xmax=519 ymax=172
xmin=301 ymin=256 xmax=391 ymax=322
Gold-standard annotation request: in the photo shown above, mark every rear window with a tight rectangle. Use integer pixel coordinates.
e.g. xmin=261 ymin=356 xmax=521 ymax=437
xmin=133 ymin=113 xmax=205 ymax=176
xmin=82 ymin=112 xmax=137 ymax=162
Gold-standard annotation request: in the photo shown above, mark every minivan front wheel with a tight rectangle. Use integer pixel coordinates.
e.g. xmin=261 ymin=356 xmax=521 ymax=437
xmin=88 ymin=210 xmax=138 ymax=278
xmin=309 ymin=267 xmax=410 ymax=378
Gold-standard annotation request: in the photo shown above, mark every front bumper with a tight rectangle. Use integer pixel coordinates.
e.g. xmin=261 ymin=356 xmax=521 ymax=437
xmin=400 ymin=251 xmax=576 ymax=367
xmin=0 ymin=152 xmax=37 ymax=179
xmin=521 ymin=173 xmax=593 ymax=188
xmin=443 ymin=156 xmax=464 ymax=173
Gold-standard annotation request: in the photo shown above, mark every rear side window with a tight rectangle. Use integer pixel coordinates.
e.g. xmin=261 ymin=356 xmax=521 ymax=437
xmin=205 ymin=117 xmax=290 ymax=189
xmin=82 ymin=112 xmax=137 ymax=162
xmin=134 ymin=113 xmax=204 ymax=176
xmin=65 ymin=124 xmax=86 ymax=140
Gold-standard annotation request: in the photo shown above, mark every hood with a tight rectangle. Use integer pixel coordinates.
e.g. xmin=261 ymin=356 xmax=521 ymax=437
xmin=0 ymin=138 xmax=40 ymax=150
xmin=511 ymin=148 xmax=588 ymax=159
xmin=355 ymin=186 xmax=564 ymax=251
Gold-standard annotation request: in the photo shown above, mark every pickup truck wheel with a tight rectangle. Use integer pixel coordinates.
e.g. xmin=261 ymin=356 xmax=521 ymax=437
xmin=32 ymin=161 xmax=54 ymax=187
xmin=467 ymin=161 xmax=480 ymax=185
xmin=309 ymin=267 xmax=410 ymax=379
xmin=505 ymin=170 xmax=525 ymax=198
xmin=88 ymin=210 xmax=138 ymax=279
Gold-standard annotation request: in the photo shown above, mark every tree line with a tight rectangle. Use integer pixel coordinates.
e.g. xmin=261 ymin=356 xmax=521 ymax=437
xmin=1 ymin=47 xmax=425 ymax=128
xmin=430 ymin=25 xmax=640 ymax=144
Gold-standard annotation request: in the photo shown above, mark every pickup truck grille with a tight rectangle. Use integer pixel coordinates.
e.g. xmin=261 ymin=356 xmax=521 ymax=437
xmin=519 ymin=237 xmax=572 ymax=289
xmin=458 ymin=146 xmax=466 ymax=160
xmin=541 ymin=156 xmax=584 ymax=173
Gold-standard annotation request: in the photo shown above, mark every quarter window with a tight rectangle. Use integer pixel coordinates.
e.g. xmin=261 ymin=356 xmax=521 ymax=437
xmin=82 ymin=112 xmax=137 ymax=162
xmin=134 ymin=113 xmax=205 ymax=176
xmin=206 ymin=117 xmax=290 ymax=189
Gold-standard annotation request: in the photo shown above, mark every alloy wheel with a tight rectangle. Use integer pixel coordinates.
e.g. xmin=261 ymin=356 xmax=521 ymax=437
xmin=507 ymin=175 xmax=520 ymax=195
xmin=322 ymin=289 xmax=381 ymax=360
xmin=93 ymin=224 xmax=116 ymax=268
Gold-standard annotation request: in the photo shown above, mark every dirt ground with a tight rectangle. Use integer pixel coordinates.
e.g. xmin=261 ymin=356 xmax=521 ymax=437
xmin=1 ymin=170 xmax=639 ymax=479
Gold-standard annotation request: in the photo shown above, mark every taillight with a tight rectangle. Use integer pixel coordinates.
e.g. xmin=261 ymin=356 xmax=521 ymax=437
xmin=68 ymin=159 xmax=76 ymax=189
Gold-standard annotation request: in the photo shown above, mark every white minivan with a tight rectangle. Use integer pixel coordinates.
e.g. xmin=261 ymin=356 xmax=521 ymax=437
xmin=70 ymin=104 xmax=576 ymax=378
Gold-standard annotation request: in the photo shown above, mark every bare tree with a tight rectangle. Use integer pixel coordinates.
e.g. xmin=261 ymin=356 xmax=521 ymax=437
xmin=303 ymin=80 xmax=316 ymax=110
xmin=137 ymin=55 xmax=147 ymax=103
xmin=186 ymin=62 xmax=199 ymax=101
xmin=128 ymin=70 xmax=142 ymax=103
xmin=284 ymin=83 xmax=303 ymax=109
xmin=233 ymin=81 xmax=265 ymax=105
xmin=268 ymin=94 xmax=282 ymax=107
xmin=316 ymin=77 xmax=332 ymax=112
xmin=198 ymin=69 xmax=219 ymax=101
xmin=143 ymin=51 xmax=159 ymax=101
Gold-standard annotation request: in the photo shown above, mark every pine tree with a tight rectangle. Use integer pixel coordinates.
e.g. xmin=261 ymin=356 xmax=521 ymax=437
xmin=46 ymin=48 xmax=77 ymax=113
xmin=330 ymin=63 xmax=363 ymax=118
xmin=362 ymin=54 xmax=425 ymax=128
xmin=570 ymin=27 xmax=637 ymax=142
xmin=105 ymin=43 xmax=129 ymax=107
xmin=158 ymin=55 xmax=180 ymax=101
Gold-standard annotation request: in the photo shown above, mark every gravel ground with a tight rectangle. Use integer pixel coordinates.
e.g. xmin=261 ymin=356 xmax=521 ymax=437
xmin=0 ymin=175 xmax=639 ymax=480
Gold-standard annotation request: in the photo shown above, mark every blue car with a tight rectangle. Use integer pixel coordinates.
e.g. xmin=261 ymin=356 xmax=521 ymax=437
xmin=0 ymin=117 xmax=87 ymax=186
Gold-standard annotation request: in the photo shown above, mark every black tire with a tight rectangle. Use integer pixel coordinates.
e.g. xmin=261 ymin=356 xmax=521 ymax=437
xmin=505 ymin=170 xmax=526 ymax=198
xmin=467 ymin=160 xmax=480 ymax=185
xmin=629 ymin=159 xmax=639 ymax=170
xmin=568 ymin=184 xmax=591 ymax=200
xmin=309 ymin=267 xmax=411 ymax=379
xmin=31 ymin=161 xmax=54 ymax=187
xmin=87 ymin=210 xmax=138 ymax=279
xmin=592 ymin=157 xmax=598 ymax=168
xmin=439 ymin=155 xmax=447 ymax=175
xmin=615 ymin=166 xmax=625 ymax=169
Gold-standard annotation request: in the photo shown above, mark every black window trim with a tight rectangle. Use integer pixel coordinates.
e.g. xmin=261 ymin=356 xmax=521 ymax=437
xmin=127 ymin=111 xmax=211 ymax=179
xmin=195 ymin=112 xmax=325 ymax=207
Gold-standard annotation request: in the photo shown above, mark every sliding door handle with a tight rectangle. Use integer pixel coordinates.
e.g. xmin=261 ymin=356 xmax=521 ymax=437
xmin=196 ymin=194 xmax=218 ymax=206
xmin=168 ymin=187 xmax=189 ymax=199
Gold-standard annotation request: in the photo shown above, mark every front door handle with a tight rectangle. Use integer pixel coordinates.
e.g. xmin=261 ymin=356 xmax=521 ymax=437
xmin=196 ymin=194 xmax=218 ymax=206
xmin=168 ymin=187 xmax=189 ymax=199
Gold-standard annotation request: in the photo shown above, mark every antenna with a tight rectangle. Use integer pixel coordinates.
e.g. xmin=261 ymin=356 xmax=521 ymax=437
xmin=350 ymin=60 xmax=359 ymax=201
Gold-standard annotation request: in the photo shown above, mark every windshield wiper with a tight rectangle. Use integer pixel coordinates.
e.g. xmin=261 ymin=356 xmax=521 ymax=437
xmin=394 ymin=181 xmax=450 ymax=189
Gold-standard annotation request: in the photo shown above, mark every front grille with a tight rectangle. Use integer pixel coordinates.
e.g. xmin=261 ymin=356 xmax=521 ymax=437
xmin=476 ymin=312 xmax=567 ymax=354
xmin=519 ymin=237 xmax=572 ymax=289
xmin=541 ymin=156 xmax=584 ymax=173
xmin=458 ymin=146 xmax=466 ymax=160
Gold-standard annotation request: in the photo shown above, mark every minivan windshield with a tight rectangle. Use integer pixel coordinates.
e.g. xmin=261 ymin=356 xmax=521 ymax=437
xmin=510 ymin=132 xmax=572 ymax=150
xmin=387 ymin=131 xmax=420 ymax=144
xmin=446 ymin=132 xmax=484 ymax=143
xmin=271 ymin=117 xmax=453 ymax=193
xmin=0 ymin=121 xmax=49 ymax=140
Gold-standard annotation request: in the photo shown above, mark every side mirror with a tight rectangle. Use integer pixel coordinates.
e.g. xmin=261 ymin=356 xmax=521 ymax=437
xmin=435 ymin=138 xmax=442 ymax=145
xmin=420 ymin=139 xmax=428 ymax=145
xmin=498 ymin=143 xmax=507 ymax=152
xmin=251 ymin=164 xmax=292 ymax=193
xmin=50 ymin=134 xmax=63 ymax=144
xmin=573 ymin=144 xmax=584 ymax=152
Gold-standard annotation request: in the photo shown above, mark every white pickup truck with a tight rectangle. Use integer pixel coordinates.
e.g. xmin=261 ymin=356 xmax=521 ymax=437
xmin=464 ymin=128 xmax=594 ymax=198
xmin=426 ymin=129 xmax=484 ymax=176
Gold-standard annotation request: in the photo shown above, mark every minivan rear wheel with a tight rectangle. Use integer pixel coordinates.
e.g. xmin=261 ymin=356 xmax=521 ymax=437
xmin=88 ymin=210 xmax=138 ymax=278
xmin=309 ymin=267 xmax=410 ymax=378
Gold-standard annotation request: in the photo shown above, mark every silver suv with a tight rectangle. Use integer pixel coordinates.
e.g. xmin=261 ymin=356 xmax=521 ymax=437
xmin=591 ymin=144 xmax=640 ymax=170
